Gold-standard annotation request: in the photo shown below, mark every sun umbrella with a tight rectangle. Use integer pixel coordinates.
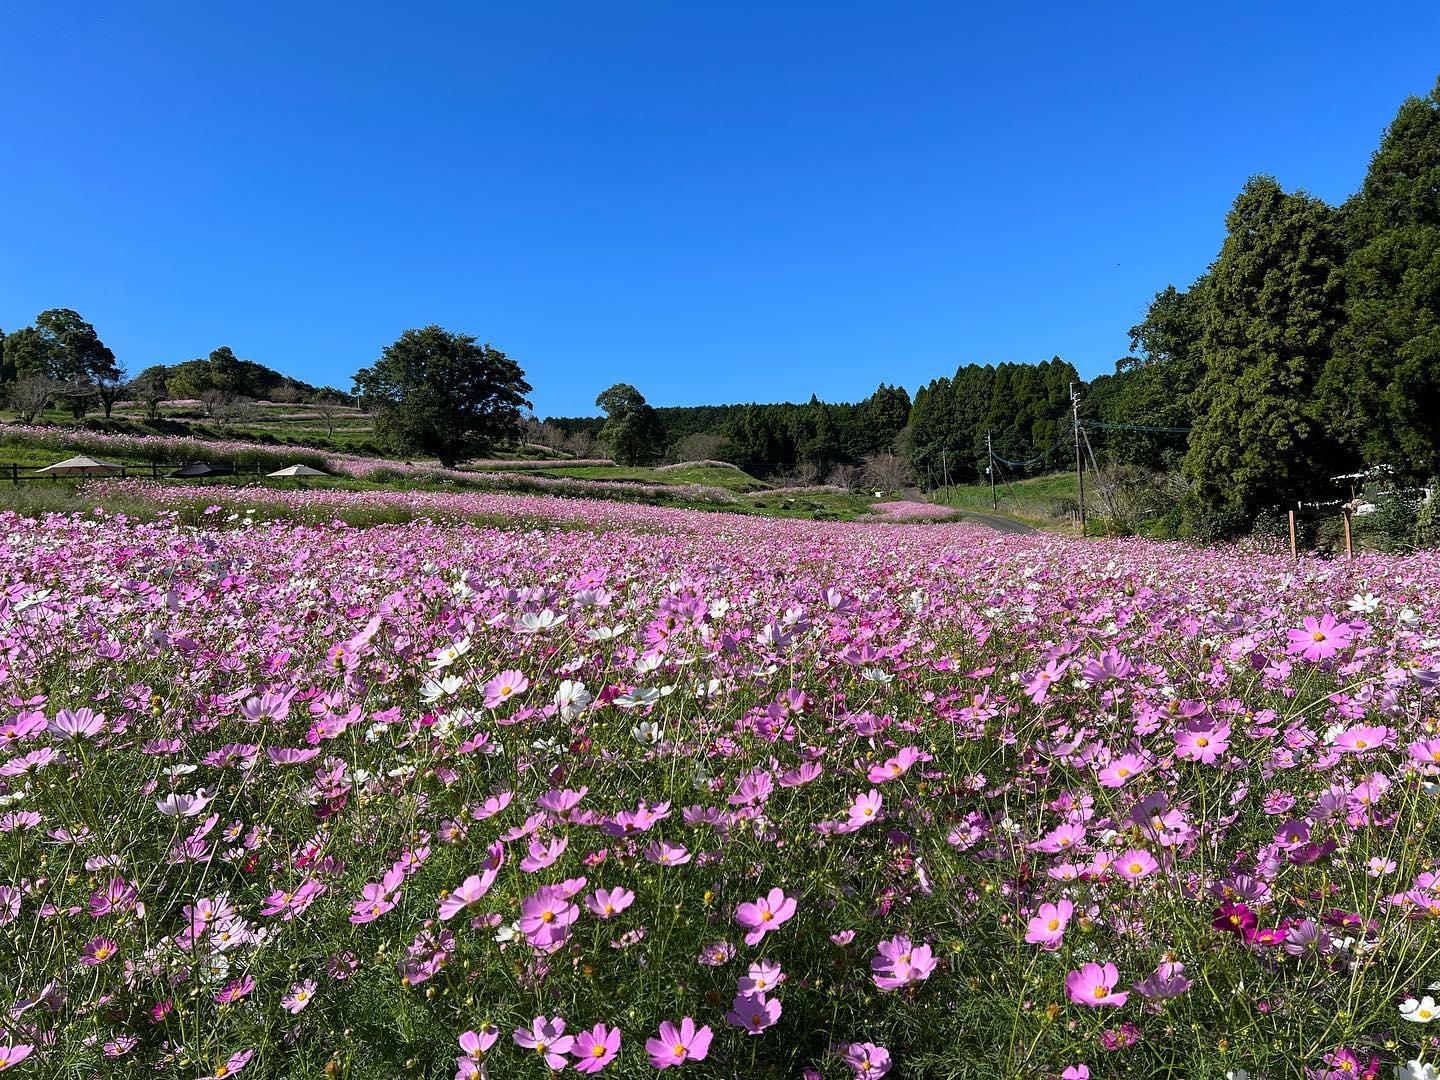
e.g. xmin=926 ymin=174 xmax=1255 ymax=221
xmin=36 ymin=455 xmax=124 ymax=475
xmin=266 ymin=464 xmax=328 ymax=477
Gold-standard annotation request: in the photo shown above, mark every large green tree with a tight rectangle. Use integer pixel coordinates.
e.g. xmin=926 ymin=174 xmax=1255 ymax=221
xmin=353 ymin=326 xmax=532 ymax=467
xmin=595 ymin=383 xmax=665 ymax=466
xmin=1317 ymin=77 xmax=1440 ymax=478
xmin=1182 ymin=177 xmax=1346 ymax=536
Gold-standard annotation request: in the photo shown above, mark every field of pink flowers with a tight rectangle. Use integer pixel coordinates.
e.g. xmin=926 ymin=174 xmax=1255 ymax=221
xmin=2 ymin=489 xmax=1439 ymax=1079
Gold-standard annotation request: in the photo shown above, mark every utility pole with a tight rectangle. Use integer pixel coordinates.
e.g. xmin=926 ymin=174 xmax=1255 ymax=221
xmin=987 ymin=430 xmax=997 ymax=509
xmin=1071 ymin=381 xmax=1086 ymax=537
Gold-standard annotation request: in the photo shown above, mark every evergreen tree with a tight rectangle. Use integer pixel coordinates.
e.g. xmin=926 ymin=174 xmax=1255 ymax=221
xmin=1318 ymin=77 xmax=1440 ymax=478
xmin=1183 ymin=177 xmax=1346 ymax=535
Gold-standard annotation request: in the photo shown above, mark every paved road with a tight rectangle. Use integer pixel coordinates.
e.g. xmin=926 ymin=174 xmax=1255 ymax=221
xmin=956 ymin=510 xmax=1034 ymax=535
xmin=895 ymin=488 xmax=1035 ymax=534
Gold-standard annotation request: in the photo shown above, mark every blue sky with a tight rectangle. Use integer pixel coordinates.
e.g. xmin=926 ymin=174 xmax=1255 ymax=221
xmin=4 ymin=2 xmax=1439 ymax=417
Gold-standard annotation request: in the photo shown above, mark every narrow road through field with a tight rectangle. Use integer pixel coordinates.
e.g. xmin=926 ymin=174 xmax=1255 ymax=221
xmin=897 ymin=488 xmax=1036 ymax=534
xmin=956 ymin=510 xmax=1034 ymax=534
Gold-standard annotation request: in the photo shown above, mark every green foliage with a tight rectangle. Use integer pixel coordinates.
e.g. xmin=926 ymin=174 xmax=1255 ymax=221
xmin=1318 ymin=77 xmax=1440 ymax=480
xmin=595 ymin=383 xmax=666 ymax=466
xmin=353 ymin=326 xmax=532 ymax=468
xmin=907 ymin=358 xmax=1077 ymax=487
xmin=1181 ymin=177 xmax=1346 ymax=536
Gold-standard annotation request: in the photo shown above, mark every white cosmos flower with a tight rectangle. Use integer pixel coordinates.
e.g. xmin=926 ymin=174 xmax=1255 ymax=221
xmin=1348 ymin=593 xmax=1381 ymax=614
xmin=861 ymin=668 xmax=893 ymax=684
xmin=553 ymin=680 xmax=592 ymax=720
xmin=1400 ymin=607 xmax=1420 ymax=626
xmin=1401 ymin=995 xmax=1437 ymax=1022
xmin=428 ymin=637 xmax=472 ymax=671
xmin=517 ymin=609 xmax=566 ymax=633
xmin=634 ymin=654 xmax=662 ymax=675
xmin=420 ymin=675 xmax=463 ymax=703
xmin=632 ymin=720 xmax=661 ymax=745
xmin=1396 ymin=1060 xmax=1440 ymax=1080
xmin=616 ymin=688 xmax=661 ymax=709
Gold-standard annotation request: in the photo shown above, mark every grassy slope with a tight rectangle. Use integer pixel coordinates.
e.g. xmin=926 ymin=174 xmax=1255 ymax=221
xmin=930 ymin=470 xmax=1080 ymax=527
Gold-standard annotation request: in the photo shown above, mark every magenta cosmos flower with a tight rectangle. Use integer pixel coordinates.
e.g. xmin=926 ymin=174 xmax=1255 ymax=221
xmin=1286 ymin=613 xmax=1353 ymax=661
xmin=0 ymin=1043 xmax=32 ymax=1072
xmin=571 ymin=1023 xmax=620 ymax=1073
xmin=586 ymin=887 xmax=635 ymax=919
xmin=844 ymin=1042 xmax=892 ymax=1079
xmin=735 ymin=887 xmax=797 ymax=946
xmin=1115 ymin=848 xmax=1160 ymax=882
xmin=513 ymin=1016 xmax=574 ymax=1070
xmin=1065 ymin=962 xmax=1129 ymax=1007
xmin=483 ymin=670 xmax=529 ymax=709
xmin=645 ymin=1018 xmax=713 ymax=1068
xmin=1024 ymin=898 xmax=1072 ymax=950
xmin=846 ymin=789 xmax=883 ymax=829
xmin=870 ymin=934 xmax=937 ymax=989
xmin=727 ymin=991 xmax=782 ymax=1033
xmin=438 ymin=870 xmax=498 ymax=921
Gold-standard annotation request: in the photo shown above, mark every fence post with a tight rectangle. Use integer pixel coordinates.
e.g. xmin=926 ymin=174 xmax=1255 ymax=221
xmin=9 ymin=464 xmax=16 ymax=486
xmin=1343 ymin=508 xmax=1353 ymax=559
xmin=1288 ymin=510 xmax=1298 ymax=562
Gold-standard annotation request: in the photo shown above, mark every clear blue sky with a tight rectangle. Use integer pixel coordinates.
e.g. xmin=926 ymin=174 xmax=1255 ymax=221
xmin=4 ymin=2 xmax=1439 ymax=417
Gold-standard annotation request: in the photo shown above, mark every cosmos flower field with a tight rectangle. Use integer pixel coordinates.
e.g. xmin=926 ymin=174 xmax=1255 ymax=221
xmin=2 ymin=487 xmax=1440 ymax=1079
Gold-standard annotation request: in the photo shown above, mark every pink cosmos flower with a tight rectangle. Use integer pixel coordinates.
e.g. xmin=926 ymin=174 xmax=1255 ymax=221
xmin=870 ymin=934 xmax=937 ymax=989
xmin=1097 ymin=754 xmax=1146 ymax=788
xmin=1024 ymin=898 xmax=1072 ymax=950
xmin=844 ymin=789 xmax=883 ymax=830
xmin=519 ymin=885 xmax=579 ymax=949
xmin=844 ymin=1042 xmax=892 ymax=1079
xmin=867 ymin=746 xmax=921 ymax=784
xmin=0 ymin=1043 xmax=32 ymax=1073
xmin=1061 ymin=1068 xmax=1090 ymax=1080
xmin=645 ymin=1018 xmax=712 ymax=1068
xmin=438 ymin=870 xmax=498 ymax=921
xmin=197 ymin=1049 xmax=253 ymax=1079
xmin=1333 ymin=724 xmax=1391 ymax=754
xmin=214 ymin=975 xmax=254 ymax=1004
xmin=1409 ymin=739 xmax=1440 ymax=765
xmin=738 ymin=959 xmax=783 ymax=997
xmin=80 ymin=936 xmax=118 ymax=964
xmin=456 ymin=1026 xmax=499 ymax=1079
xmin=520 ymin=836 xmax=568 ymax=872
xmin=1023 ymin=659 xmax=1070 ymax=704
xmin=699 ymin=941 xmax=736 ymax=966
xmin=47 ymin=707 xmax=106 ymax=740
xmin=1065 ymin=962 xmax=1129 ymax=1007
xmin=1173 ymin=722 xmax=1229 ymax=764
xmin=1029 ymin=822 xmax=1086 ymax=854
xmin=513 ymin=1016 xmax=574 ymax=1070
xmin=1115 ymin=849 xmax=1159 ymax=882
xmin=1286 ymin=613 xmax=1353 ymax=661
xmin=571 ymin=1023 xmax=620 ymax=1073
xmin=735 ymin=887 xmax=797 ymax=946
xmin=586 ymin=887 xmax=635 ymax=919
xmin=644 ymin=840 xmax=692 ymax=867
xmin=483 ymin=670 xmax=530 ymax=709
xmin=282 ymin=979 xmax=316 ymax=1013
xmin=727 ymin=991 xmax=781 ymax=1033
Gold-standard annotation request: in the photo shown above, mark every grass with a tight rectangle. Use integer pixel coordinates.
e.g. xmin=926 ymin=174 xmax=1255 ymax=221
xmin=930 ymin=470 xmax=1081 ymax=528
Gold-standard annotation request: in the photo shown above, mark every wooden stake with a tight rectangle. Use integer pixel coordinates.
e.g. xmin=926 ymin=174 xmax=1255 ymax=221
xmin=1343 ymin=508 xmax=1353 ymax=559
xmin=1288 ymin=510 xmax=1298 ymax=562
